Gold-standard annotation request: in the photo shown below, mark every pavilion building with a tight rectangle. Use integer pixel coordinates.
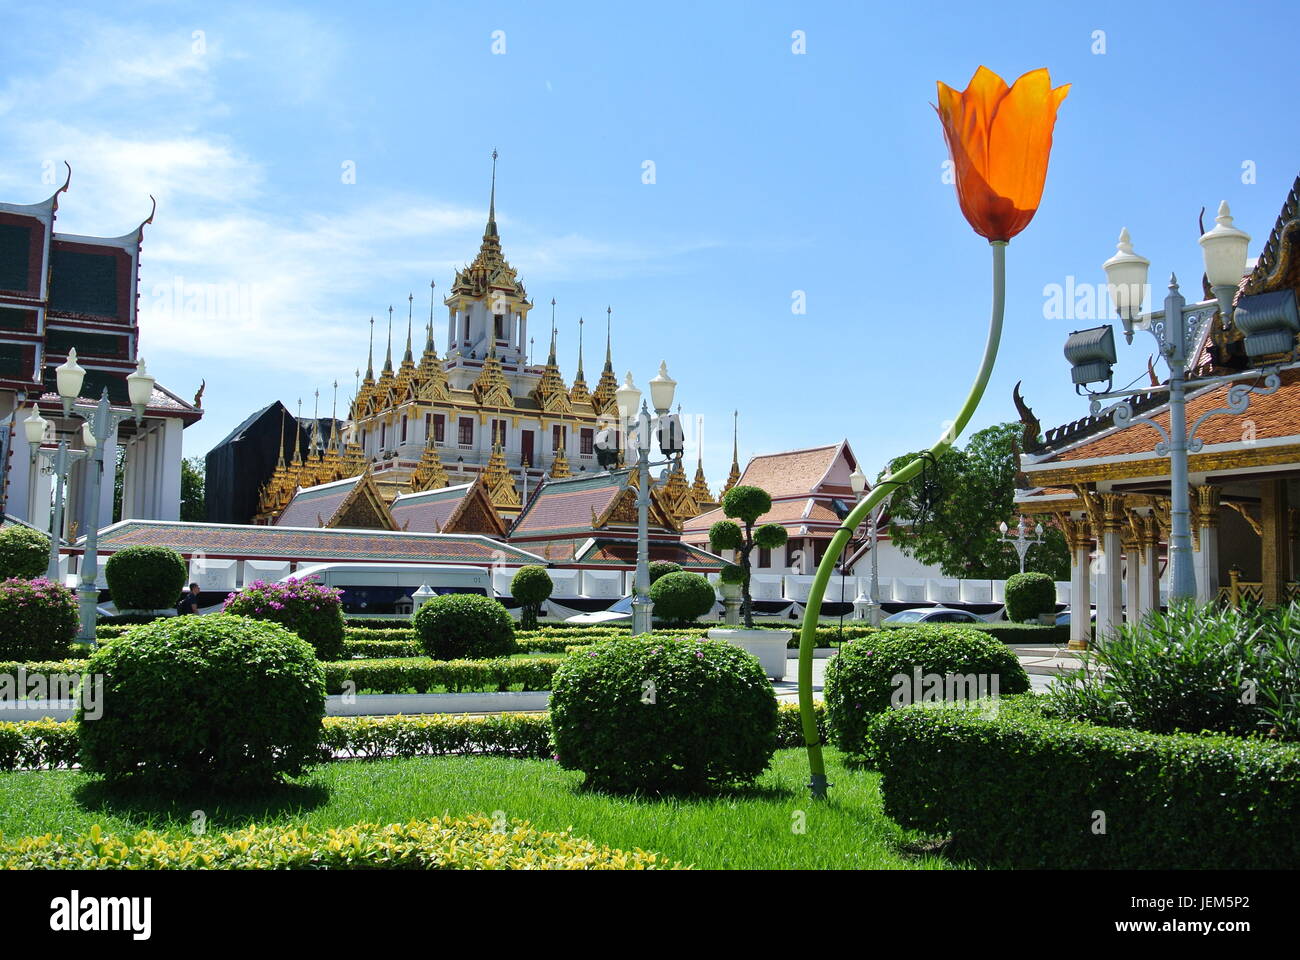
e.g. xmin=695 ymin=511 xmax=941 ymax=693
xmin=0 ymin=168 xmax=202 ymax=536
xmin=1014 ymin=172 xmax=1300 ymax=648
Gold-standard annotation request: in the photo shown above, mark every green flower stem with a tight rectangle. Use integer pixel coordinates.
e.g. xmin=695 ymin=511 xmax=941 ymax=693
xmin=798 ymin=239 xmax=1007 ymax=799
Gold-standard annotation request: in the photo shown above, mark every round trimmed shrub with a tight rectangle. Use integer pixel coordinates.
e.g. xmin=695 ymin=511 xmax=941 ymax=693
xmin=0 ymin=577 xmax=78 ymax=660
xmin=0 ymin=525 xmax=50 ymax=580
xmin=719 ymin=563 xmax=745 ymax=586
xmin=1005 ymin=571 xmax=1057 ymax=622
xmin=223 ymin=577 xmax=346 ymax=660
xmin=550 ymin=635 xmax=778 ymax=793
xmin=648 ymin=560 xmax=683 ymax=584
xmin=414 ymin=593 xmax=516 ymax=660
xmin=824 ymin=625 xmax=1031 ymax=757
xmin=77 ymin=614 xmax=327 ymax=791
xmin=104 ymin=545 xmax=187 ymax=612
xmin=510 ymin=565 xmax=553 ymax=631
xmin=648 ymin=571 xmax=715 ymax=625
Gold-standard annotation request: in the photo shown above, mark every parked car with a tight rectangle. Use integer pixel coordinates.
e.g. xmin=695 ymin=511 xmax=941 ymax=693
xmin=1055 ymin=608 xmax=1096 ymax=627
xmin=883 ymin=607 xmax=984 ymax=625
xmin=565 ymin=595 xmax=634 ymax=625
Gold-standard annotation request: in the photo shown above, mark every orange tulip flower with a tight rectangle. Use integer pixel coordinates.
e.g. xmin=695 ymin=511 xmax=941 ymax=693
xmin=936 ymin=66 xmax=1069 ymax=242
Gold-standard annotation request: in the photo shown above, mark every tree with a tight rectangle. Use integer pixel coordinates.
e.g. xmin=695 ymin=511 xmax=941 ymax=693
xmin=510 ymin=565 xmax=553 ymax=630
xmin=113 ymin=453 xmax=205 ymax=523
xmin=708 ymin=485 xmax=788 ymax=629
xmin=882 ymin=422 xmax=1069 ymax=581
xmin=181 ymin=457 xmax=206 ymax=522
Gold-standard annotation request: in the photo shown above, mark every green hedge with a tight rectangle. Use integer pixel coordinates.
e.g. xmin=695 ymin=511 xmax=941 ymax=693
xmin=870 ymin=696 xmax=1300 ymax=869
xmin=0 ymin=656 xmax=560 ymax=697
xmin=1 ymin=816 xmax=683 ymax=870
xmin=323 ymin=657 xmax=559 ymax=694
xmin=0 ymin=703 xmax=826 ymax=770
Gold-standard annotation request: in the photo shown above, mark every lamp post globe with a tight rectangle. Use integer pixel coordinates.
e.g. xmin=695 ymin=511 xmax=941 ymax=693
xmin=55 ymin=349 xmax=86 ymax=414
xmin=23 ymin=406 xmax=47 ymax=449
xmin=648 ymin=361 xmax=676 ymax=414
xmin=1102 ymin=228 xmax=1150 ymax=342
xmin=615 ymin=372 xmax=641 ymax=424
xmin=1198 ymin=201 xmax=1251 ymax=290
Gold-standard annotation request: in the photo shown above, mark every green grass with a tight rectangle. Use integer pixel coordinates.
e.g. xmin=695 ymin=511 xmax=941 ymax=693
xmin=0 ymin=748 xmax=956 ymax=870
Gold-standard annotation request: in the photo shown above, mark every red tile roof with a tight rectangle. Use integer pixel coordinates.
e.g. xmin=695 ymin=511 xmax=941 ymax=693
xmin=275 ymin=476 xmax=361 ymax=528
xmin=1046 ymin=369 xmax=1300 ymax=463
xmin=91 ymin=520 xmax=546 ymax=565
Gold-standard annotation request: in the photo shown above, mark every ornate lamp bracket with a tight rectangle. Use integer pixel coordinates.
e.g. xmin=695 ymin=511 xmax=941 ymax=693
xmin=1186 ymin=370 xmax=1281 ymax=453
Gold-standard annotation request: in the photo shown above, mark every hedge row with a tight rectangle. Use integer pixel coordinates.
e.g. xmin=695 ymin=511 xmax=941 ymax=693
xmin=1 ymin=815 xmax=683 ymax=870
xmin=870 ymin=696 xmax=1300 ymax=869
xmin=0 ymin=703 xmax=827 ymax=771
xmin=0 ymin=656 xmax=561 ymax=697
xmin=322 ymin=657 xmax=560 ymax=694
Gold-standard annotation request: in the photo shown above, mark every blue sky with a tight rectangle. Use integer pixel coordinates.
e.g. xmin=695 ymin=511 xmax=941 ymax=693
xmin=2 ymin=0 xmax=1296 ymax=486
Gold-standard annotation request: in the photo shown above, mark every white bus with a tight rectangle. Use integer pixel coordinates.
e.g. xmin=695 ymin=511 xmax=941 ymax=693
xmin=283 ymin=562 xmax=492 ymax=615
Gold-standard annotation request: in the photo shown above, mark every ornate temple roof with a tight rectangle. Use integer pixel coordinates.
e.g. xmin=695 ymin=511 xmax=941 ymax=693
xmin=90 ymin=519 xmax=547 ymax=566
xmin=683 ymin=440 xmax=862 ymax=538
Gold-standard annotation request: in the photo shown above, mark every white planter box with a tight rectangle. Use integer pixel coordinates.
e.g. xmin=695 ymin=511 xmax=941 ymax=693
xmin=708 ymin=628 xmax=791 ymax=680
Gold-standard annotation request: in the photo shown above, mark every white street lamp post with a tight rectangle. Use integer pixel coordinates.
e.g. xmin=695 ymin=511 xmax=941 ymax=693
xmin=51 ymin=350 xmax=155 ymax=642
xmin=999 ymin=516 xmax=1045 ymax=574
xmin=1069 ymin=202 xmax=1273 ymax=605
xmin=616 ymin=363 xmax=682 ymax=636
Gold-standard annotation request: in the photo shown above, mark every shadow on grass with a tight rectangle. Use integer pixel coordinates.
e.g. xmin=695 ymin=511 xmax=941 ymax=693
xmin=72 ymin=774 xmax=331 ymax=830
xmin=570 ymin=777 xmax=795 ymax=804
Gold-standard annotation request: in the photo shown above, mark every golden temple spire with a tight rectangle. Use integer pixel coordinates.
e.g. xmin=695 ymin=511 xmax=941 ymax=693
xmin=550 ymin=445 xmax=571 ymax=479
xmin=723 ymin=409 xmax=741 ymax=494
xmin=365 ymin=316 xmax=374 ymax=381
xmin=569 ymin=315 xmax=591 ymax=405
xmin=410 ymin=443 xmax=449 ymax=492
xmin=276 ymin=404 xmax=288 ymax=469
xmin=487 ymin=148 xmax=498 ymax=238
xmin=591 ymin=306 xmax=619 ymax=415
xmin=425 ymin=279 xmax=437 ymax=356
xmin=691 ymin=414 xmax=714 ymax=505
xmin=403 ymin=293 xmax=414 ymax=364
xmin=548 ymin=297 xmax=557 ymax=365
xmin=383 ymin=305 xmax=394 ymax=374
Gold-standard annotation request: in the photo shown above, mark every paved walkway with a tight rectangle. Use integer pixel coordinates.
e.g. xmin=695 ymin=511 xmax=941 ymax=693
xmin=771 ymin=646 xmax=1084 ymax=702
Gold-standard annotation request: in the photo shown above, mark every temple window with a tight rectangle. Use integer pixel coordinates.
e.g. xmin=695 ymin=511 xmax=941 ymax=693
xmin=494 ymin=313 xmax=505 ymax=339
xmin=580 ymin=428 xmax=594 ymax=456
xmin=433 ymin=414 xmax=446 ymax=443
xmin=552 ymin=424 xmax=567 ymax=452
xmin=458 ymin=417 xmax=474 ymax=447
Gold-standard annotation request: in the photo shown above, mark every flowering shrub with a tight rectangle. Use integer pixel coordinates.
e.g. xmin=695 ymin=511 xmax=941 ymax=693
xmin=223 ymin=576 xmax=345 ymax=660
xmin=0 ymin=525 xmax=50 ymax=580
xmin=550 ymin=635 xmax=778 ymax=793
xmin=0 ymin=577 xmax=79 ymax=661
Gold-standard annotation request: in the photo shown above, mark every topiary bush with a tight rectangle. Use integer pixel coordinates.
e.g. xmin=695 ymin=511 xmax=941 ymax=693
xmin=1004 ymin=571 xmax=1056 ymax=622
xmin=708 ymin=485 xmax=787 ymax=629
xmin=104 ymin=545 xmax=187 ymax=612
xmin=648 ymin=571 xmax=716 ymax=626
xmin=824 ymin=624 xmax=1030 ymax=757
xmin=0 ymin=577 xmax=78 ymax=660
xmin=647 ymin=560 xmax=682 ymax=584
xmin=223 ymin=577 xmax=346 ymax=660
xmin=77 ymin=614 xmax=327 ymax=792
xmin=414 ymin=593 xmax=516 ymax=660
xmin=510 ymin=565 xmax=553 ymax=631
xmin=0 ymin=525 xmax=50 ymax=580
xmin=550 ymin=635 xmax=778 ymax=793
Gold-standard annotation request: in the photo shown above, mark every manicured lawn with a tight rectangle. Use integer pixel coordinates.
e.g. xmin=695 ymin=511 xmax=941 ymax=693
xmin=0 ymin=748 xmax=956 ymax=870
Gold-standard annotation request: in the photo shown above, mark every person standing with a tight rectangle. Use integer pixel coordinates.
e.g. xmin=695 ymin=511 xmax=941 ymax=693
xmin=176 ymin=582 xmax=202 ymax=616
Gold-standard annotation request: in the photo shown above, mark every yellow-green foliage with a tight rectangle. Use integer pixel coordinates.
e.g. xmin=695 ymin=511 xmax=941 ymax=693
xmin=0 ymin=816 xmax=686 ymax=870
